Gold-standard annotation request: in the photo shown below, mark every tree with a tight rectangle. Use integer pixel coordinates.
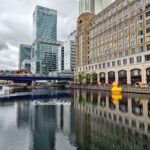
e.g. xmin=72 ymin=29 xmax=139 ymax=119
xmin=86 ymin=73 xmax=91 ymax=84
xmin=78 ymin=72 xmax=86 ymax=84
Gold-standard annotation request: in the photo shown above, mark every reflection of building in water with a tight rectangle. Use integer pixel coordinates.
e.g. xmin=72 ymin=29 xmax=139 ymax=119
xmin=15 ymin=96 xmax=76 ymax=150
xmin=74 ymin=90 xmax=150 ymax=149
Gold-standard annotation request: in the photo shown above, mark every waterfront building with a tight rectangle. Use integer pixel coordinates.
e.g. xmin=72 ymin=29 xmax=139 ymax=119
xmin=95 ymin=0 xmax=113 ymax=14
xmin=64 ymin=30 xmax=77 ymax=72
xmin=19 ymin=44 xmax=32 ymax=69
xmin=0 ymin=70 xmax=15 ymax=75
xmin=76 ymin=12 xmax=95 ymax=67
xmin=32 ymin=6 xmax=59 ymax=75
xmin=33 ymin=5 xmax=57 ymax=41
xmin=76 ymin=0 xmax=150 ymax=84
xmin=32 ymin=39 xmax=61 ymax=75
xmin=58 ymin=45 xmax=64 ymax=72
xmin=79 ymin=0 xmax=95 ymax=15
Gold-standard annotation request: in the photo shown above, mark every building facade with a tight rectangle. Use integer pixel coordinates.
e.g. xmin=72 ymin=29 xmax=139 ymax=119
xmin=33 ymin=5 xmax=57 ymax=41
xmin=19 ymin=44 xmax=32 ymax=69
xmin=95 ymin=0 xmax=113 ymax=14
xmin=76 ymin=12 xmax=95 ymax=67
xmin=32 ymin=39 xmax=60 ymax=75
xmin=79 ymin=0 xmax=95 ymax=15
xmin=64 ymin=30 xmax=76 ymax=72
xmin=58 ymin=45 xmax=64 ymax=72
xmin=76 ymin=0 xmax=150 ymax=84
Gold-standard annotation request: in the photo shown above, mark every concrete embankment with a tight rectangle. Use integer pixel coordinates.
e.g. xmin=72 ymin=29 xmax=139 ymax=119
xmin=70 ymin=85 xmax=150 ymax=94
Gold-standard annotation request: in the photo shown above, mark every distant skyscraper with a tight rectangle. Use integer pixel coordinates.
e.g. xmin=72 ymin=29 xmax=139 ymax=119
xmin=19 ymin=44 xmax=32 ymax=69
xmin=32 ymin=39 xmax=60 ymax=75
xmin=94 ymin=0 xmax=113 ymax=14
xmin=79 ymin=0 xmax=113 ymax=15
xmin=33 ymin=5 xmax=57 ymax=41
xmin=64 ymin=30 xmax=76 ymax=72
xmin=79 ymin=0 xmax=94 ymax=15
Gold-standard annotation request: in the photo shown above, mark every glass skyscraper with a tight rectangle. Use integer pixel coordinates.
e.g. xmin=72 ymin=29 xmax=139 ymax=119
xmin=32 ymin=6 xmax=59 ymax=75
xmin=19 ymin=44 xmax=32 ymax=69
xmin=32 ymin=39 xmax=60 ymax=75
xmin=33 ymin=5 xmax=57 ymax=41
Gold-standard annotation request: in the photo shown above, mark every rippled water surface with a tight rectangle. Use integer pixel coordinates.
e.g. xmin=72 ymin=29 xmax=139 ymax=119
xmin=0 ymin=88 xmax=150 ymax=150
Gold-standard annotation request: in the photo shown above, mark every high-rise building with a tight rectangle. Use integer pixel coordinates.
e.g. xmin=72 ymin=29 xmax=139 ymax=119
xmin=58 ymin=45 xmax=64 ymax=72
xmin=32 ymin=6 xmax=59 ymax=75
xmin=64 ymin=30 xmax=77 ymax=72
xmin=94 ymin=0 xmax=113 ymax=14
xmin=79 ymin=0 xmax=94 ymax=15
xmin=79 ymin=0 xmax=113 ymax=15
xmin=32 ymin=39 xmax=60 ymax=75
xmin=33 ymin=5 xmax=57 ymax=41
xmin=19 ymin=44 xmax=32 ymax=69
xmin=76 ymin=12 xmax=95 ymax=67
xmin=76 ymin=0 xmax=150 ymax=85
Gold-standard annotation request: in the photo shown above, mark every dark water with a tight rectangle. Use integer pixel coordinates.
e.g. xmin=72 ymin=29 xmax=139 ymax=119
xmin=1 ymin=89 xmax=150 ymax=150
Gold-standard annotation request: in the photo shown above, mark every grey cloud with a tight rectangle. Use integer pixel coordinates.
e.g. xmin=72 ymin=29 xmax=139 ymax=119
xmin=0 ymin=0 xmax=78 ymax=69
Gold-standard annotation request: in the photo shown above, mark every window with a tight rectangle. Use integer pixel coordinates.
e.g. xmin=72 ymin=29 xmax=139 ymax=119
xmin=138 ymin=15 xmax=142 ymax=21
xmin=146 ymin=19 xmax=150 ymax=25
xmin=131 ymin=41 xmax=135 ymax=46
xmin=146 ymin=11 xmax=150 ymax=17
xmin=145 ymin=55 xmax=150 ymax=61
xmin=131 ymin=48 xmax=136 ymax=54
xmin=138 ymin=30 xmax=143 ymax=36
xmin=124 ymin=43 xmax=129 ymax=48
xmin=103 ymin=63 xmax=106 ymax=68
xmin=123 ymin=59 xmax=127 ymax=65
xmin=138 ymin=46 xmax=143 ymax=53
xmin=138 ymin=38 xmax=143 ymax=44
xmin=147 ymin=44 xmax=150 ymax=51
xmin=137 ymin=56 xmax=142 ymax=63
xmin=119 ymin=52 xmax=122 ymax=57
xmin=130 ymin=57 xmax=134 ymax=64
xmin=107 ymin=62 xmax=110 ymax=67
xmin=146 ymin=36 xmax=150 ymax=42
xmin=138 ymin=23 xmax=142 ymax=28
xmin=117 ymin=60 xmax=121 ymax=66
xmin=146 ymin=27 xmax=150 ymax=33
xmin=112 ymin=61 xmax=115 ymax=67
xmin=124 ymin=50 xmax=129 ymax=56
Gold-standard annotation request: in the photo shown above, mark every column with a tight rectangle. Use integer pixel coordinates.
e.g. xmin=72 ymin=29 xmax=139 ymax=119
xmin=115 ymin=71 xmax=118 ymax=83
xmin=142 ymin=68 xmax=147 ymax=84
xmin=127 ymin=70 xmax=131 ymax=84
xmin=97 ymin=73 xmax=100 ymax=85
xmin=106 ymin=72 xmax=108 ymax=84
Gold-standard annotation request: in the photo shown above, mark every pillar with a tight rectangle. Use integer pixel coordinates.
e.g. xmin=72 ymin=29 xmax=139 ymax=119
xmin=115 ymin=71 xmax=118 ymax=83
xmin=142 ymin=68 xmax=147 ymax=84
xmin=97 ymin=73 xmax=100 ymax=85
xmin=106 ymin=72 xmax=108 ymax=84
xmin=127 ymin=70 xmax=131 ymax=84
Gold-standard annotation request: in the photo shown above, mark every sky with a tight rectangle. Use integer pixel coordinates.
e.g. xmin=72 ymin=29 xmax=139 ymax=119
xmin=0 ymin=0 xmax=78 ymax=70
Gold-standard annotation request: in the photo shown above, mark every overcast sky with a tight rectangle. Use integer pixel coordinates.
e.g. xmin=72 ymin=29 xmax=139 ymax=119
xmin=0 ymin=0 xmax=78 ymax=70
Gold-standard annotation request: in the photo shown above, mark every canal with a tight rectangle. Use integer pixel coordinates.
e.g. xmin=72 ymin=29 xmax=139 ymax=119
xmin=0 ymin=88 xmax=150 ymax=150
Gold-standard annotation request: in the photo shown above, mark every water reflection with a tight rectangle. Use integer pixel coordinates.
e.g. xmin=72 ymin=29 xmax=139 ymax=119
xmin=0 ymin=92 xmax=76 ymax=150
xmin=1 ymin=89 xmax=150 ymax=150
xmin=74 ymin=90 xmax=150 ymax=150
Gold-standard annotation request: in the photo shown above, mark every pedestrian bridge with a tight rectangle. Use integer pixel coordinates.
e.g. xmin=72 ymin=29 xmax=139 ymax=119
xmin=0 ymin=75 xmax=73 ymax=81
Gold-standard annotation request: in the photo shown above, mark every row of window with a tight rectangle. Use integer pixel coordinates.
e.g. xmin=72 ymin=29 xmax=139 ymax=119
xmin=77 ymin=54 xmax=150 ymax=72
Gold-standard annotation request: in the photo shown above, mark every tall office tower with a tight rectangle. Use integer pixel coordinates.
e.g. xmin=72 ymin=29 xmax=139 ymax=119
xmin=79 ymin=0 xmax=94 ymax=15
xmin=32 ymin=39 xmax=60 ymax=75
xmin=58 ymin=45 xmax=64 ymax=72
xmin=19 ymin=44 xmax=32 ymax=69
xmin=64 ymin=30 xmax=76 ymax=72
xmin=33 ymin=5 xmax=57 ymax=41
xmin=95 ymin=0 xmax=113 ymax=14
xmin=32 ymin=6 xmax=59 ymax=75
